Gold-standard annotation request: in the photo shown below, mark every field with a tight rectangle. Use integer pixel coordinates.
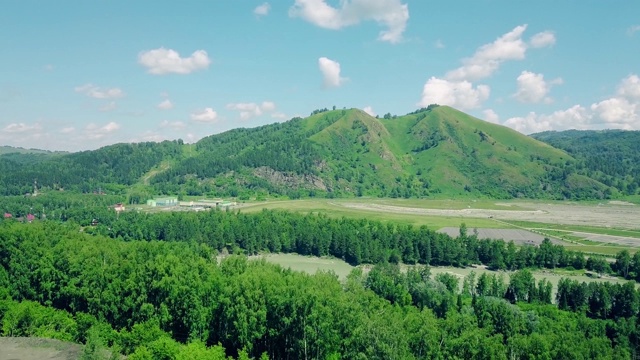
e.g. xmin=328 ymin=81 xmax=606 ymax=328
xmin=249 ymin=253 xmax=355 ymax=279
xmin=238 ymin=198 xmax=640 ymax=256
xmin=251 ymin=253 xmax=634 ymax=299
xmin=0 ymin=337 xmax=82 ymax=360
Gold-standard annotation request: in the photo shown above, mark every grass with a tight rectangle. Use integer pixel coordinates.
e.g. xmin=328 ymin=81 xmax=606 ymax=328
xmin=249 ymin=253 xmax=354 ymax=280
xmin=501 ymin=220 xmax=640 ymax=239
xmin=252 ymin=253 xmax=635 ymax=298
xmin=238 ymin=199 xmax=502 ymax=229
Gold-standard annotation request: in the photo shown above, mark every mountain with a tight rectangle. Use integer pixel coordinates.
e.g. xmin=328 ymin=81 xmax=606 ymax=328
xmin=142 ymin=105 xmax=613 ymax=200
xmin=532 ymin=129 xmax=640 ymax=195
xmin=0 ymin=106 xmax=614 ymax=200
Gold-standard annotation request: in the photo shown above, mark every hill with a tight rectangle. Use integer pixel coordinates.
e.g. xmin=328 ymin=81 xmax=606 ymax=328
xmin=0 ymin=106 xmax=614 ymax=200
xmin=532 ymin=130 xmax=640 ymax=196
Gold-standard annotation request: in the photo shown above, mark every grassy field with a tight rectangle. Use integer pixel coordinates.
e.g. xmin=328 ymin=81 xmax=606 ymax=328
xmin=236 ymin=198 xmax=640 ymax=256
xmin=238 ymin=199 xmax=510 ymax=229
xmin=249 ymin=253 xmax=355 ymax=279
xmin=252 ymin=253 xmax=634 ymax=299
xmin=502 ymin=220 xmax=640 ymax=239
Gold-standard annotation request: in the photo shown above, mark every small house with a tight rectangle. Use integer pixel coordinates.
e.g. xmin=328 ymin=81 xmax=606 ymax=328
xmin=3 ymin=213 xmax=12 ymax=219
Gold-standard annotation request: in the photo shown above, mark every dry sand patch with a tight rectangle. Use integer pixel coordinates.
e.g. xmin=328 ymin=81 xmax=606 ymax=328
xmin=338 ymin=202 xmax=640 ymax=230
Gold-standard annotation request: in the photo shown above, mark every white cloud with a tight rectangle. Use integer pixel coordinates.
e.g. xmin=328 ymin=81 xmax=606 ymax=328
xmin=363 ymin=106 xmax=376 ymax=116
xmin=138 ymin=48 xmax=211 ymax=75
xmin=504 ymin=74 xmax=640 ymax=133
xmin=434 ymin=39 xmax=445 ymax=49
xmin=289 ymin=0 xmax=409 ymax=43
xmin=226 ymin=101 xmax=277 ymax=120
xmin=131 ymin=131 xmax=169 ymax=143
xmin=43 ymin=64 xmax=54 ymax=71
xmin=482 ymin=109 xmax=499 ymax=123
xmin=271 ymin=112 xmax=288 ymax=120
xmin=254 ymin=2 xmax=271 ymax=16
xmin=190 ymin=108 xmax=219 ymax=123
xmin=504 ymin=105 xmax=593 ymax=134
xmin=1 ymin=122 xmax=42 ymax=133
xmin=157 ymin=99 xmax=174 ymax=110
xmin=318 ymin=57 xmax=346 ymax=88
xmin=591 ymin=97 xmax=637 ymax=125
xmin=513 ymin=71 xmax=562 ymax=103
xmin=418 ymin=77 xmax=490 ymax=110
xmin=60 ymin=127 xmax=75 ymax=134
xmin=446 ymin=25 xmax=529 ymax=82
xmin=99 ymin=101 xmax=117 ymax=112
xmin=0 ymin=123 xmax=48 ymax=148
xmin=160 ymin=120 xmax=186 ymax=130
xmin=530 ymin=31 xmax=556 ymax=48
xmin=85 ymin=122 xmax=121 ymax=140
xmin=617 ymin=74 xmax=640 ymax=100
xmin=74 ymin=84 xmax=124 ymax=99
xmin=628 ymin=25 xmax=640 ymax=36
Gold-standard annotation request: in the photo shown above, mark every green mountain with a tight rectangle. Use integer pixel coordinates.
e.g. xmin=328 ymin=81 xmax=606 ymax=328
xmin=0 ymin=106 xmax=614 ymax=200
xmin=151 ymin=105 xmax=611 ymax=199
xmin=532 ymin=129 xmax=640 ymax=195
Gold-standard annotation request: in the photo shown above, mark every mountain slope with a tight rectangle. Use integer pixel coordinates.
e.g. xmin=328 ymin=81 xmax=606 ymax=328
xmin=0 ymin=106 xmax=614 ymax=200
xmin=532 ymin=129 xmax=640 ymax=195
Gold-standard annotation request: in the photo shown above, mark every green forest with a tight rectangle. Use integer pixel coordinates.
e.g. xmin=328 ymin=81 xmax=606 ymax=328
xmin=2 ymin=201 xmax=640 ymax=359
xmin=2 ymin=106 xmax=634 ymax=200
xmin=532 ymin=130 xmax=640 ymax=196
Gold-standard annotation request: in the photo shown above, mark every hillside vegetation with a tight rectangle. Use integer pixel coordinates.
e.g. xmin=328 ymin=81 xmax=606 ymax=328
xmin=532 ymin=130 xmax=640 ymax=196
xmin=0 ymin=106 xmax=614 ymax=200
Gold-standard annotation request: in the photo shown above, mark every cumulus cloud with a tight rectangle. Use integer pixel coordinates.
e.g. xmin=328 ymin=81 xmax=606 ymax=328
xmin=157 ymin=99 xmax=174 ymax=110
xmin=254 ymin=2 xmax=271 ymax=16
xmin=190 ymin=108 xmax=219 ymax=123
xmin=418 ymin=25 xmax=556 ymax=110
xmin=363 ymin=106 xmax=376 ymax=116
xmin=289 ymin=0 xmax=409 ymax=43
xmin=226 ymin=101 xmax=277 ymax=120
xmin=75 ymin=84 xmax=124 ymax=99
xmin=2 ymin=122 xmax=42 ymax=133
xmin=530 ymin=31 xmax=556 ymax=48
xmin=85 ymin=122 xmax=121 ymax=140
xmin=138 ymin=48 xmax=211 ymax=75
xmin=99 ymin=101 xmax=117 ymax=112
xmin=0 ymin=123 xmax=48 ymax=148
xmin=504 ymin=105 xmax=591 ymax=134
xmin=319 ymin=57 xmax=346 ymax=88
xmin=446 ymin=25 xmax=529 ymax=82
xmin=418 ymin=77 xmax=490 ymax=110
xmin=160 ymin=120 xmax=186 ymax=130
xmin=513 ymin=71 xmax=562 ymax=103
xmin=617 ymin=74 xmax=640 ymax=100
xmin=482 ymin=109 xmax=499 ymax=123
xmin=504 ymin=74 xmax=640 ymax=133
xmin=272 ymin=112 xmax=288 ymax=120
xmin=591 ymin=97 xmax=637 ymax=125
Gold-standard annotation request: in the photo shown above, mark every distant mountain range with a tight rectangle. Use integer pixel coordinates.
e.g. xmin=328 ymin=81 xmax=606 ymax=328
xmin=1 ymin=105 xmax=637 ymax=200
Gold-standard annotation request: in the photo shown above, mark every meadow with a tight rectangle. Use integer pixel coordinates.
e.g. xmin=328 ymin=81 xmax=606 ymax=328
xmin=238 ymin=198 xmax=640 ymax=256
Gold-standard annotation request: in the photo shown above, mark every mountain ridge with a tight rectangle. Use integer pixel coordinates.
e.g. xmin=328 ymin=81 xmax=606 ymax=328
xmin=0 ymin=106 xmax=618 ymax=200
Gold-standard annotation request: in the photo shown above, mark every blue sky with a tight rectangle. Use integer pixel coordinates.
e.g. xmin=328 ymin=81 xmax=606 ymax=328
xmin=1 ymin=0 xmax=639 ymax=151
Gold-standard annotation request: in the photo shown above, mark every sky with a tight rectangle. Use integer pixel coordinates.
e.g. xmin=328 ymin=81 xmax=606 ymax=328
xmin=1 ymin=0 xmax=639 ymax=151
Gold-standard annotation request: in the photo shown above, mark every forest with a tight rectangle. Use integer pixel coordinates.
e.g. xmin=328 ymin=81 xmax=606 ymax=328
xmin=532 ymin=129 xmax=640 ymax=195
xmin=2 ymin=107 xmax=634 ymax=200
xmin=2 ymin=201 xmax=640 ymax=359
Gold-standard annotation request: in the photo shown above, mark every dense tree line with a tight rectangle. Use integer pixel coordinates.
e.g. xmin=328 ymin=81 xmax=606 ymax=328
xmin=532 ymin=129 xmax=640 ymax=195
xmin=0 ymin=141 xmax=183 ymax=196
xmin=1 ymin=220 xmax=639 ymax=359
